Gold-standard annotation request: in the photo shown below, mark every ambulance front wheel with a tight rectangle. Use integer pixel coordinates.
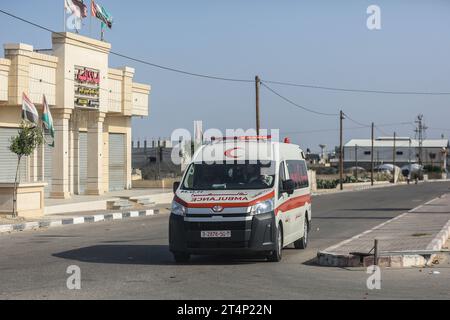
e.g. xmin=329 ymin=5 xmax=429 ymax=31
xmin=173 ymin=252 xmax=190 ymax=263
xmin=267 ymin=224 xmax=283 ymax=262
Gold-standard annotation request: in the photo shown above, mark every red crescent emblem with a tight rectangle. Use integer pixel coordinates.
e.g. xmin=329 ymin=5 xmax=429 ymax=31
xmin=224 ymin=147 xmax=241 ymax=158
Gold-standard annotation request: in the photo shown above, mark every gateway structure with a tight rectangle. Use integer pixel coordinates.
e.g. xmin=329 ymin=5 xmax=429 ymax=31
xmin=0 ymin=32 xmax=150 ymax=198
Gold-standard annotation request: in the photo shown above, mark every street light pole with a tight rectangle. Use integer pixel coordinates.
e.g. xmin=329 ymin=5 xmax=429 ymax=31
xmin=255 ymin=75 xmax=260 ymax=136
xmin=355 ymin=144 xmax=358 ymax=181
xmin=371 ymin=122 xmax=374 ymax=186
xmin=339 ymin=110 xmax=344 ymax=190
xmin=392 ymin=131 xmax=396 ymax=183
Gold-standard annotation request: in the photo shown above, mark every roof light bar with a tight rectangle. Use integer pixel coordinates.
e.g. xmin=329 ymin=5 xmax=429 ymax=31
xmin=211 ymin=135 xmax=272 ymax=142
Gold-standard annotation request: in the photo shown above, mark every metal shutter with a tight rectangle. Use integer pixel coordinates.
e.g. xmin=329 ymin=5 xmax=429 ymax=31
xmin=0 ymin=127 xmax=28 ymax=182
xmin=109 ymin=133 xmax=125 ymax=191
xmin=44 ymin=136 xmax=53 ymax=196
xmin=78 ymin=132 xmax=88 ymax=194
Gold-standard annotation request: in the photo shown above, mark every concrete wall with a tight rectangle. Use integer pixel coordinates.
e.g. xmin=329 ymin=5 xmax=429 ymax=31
xmin=0 ymin=58 xmax=10 ymax=101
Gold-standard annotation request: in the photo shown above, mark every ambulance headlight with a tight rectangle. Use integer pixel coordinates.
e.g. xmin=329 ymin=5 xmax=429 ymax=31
xmin=171 ymin=200 xmax=186 ymax=216
xmin=249 ymin=199 xmax=274 ymax=215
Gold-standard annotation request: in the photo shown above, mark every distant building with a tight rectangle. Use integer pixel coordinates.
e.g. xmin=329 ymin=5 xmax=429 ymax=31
xmin=132 ymin=139 xmax=182 ymax=180
xmin=344 ymin=136 xmax=449 ymax=169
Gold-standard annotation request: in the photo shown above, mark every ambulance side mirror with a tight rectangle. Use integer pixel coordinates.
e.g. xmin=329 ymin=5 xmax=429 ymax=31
xmin=173 ymin=181 xmax=180 ymax=193
xmin=282 ymin=179 xmax=295 ymax=195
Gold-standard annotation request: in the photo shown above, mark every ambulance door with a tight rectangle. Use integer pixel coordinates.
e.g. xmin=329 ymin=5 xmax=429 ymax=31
xmin=285 ymin=160 xmax=309 ymax=241
xmin=276 ymin=161 xmax=293 ymax=244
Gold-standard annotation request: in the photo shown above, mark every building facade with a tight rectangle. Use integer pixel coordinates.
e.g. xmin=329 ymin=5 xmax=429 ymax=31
xmin=343 ymin=137 xmax=449 ymax=169
xmin=0 ymin=32 xmax=150 ymax=198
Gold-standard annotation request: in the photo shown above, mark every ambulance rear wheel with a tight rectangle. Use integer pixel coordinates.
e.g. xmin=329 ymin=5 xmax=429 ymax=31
xmin=294 ymin=219 xmax=308 ymax=249
xmin=267 ymin=224 xmax=283 ymax=262
xmin=173 ymin=252 xmax=190 ymax=263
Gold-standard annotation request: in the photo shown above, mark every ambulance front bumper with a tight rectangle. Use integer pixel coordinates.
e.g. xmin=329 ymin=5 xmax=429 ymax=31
xmin=169 ymin=212 xmax=277 ymax=255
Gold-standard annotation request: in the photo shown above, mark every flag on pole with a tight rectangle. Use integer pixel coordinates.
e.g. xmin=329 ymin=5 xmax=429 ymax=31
xmin=21 ymin=93 xmax=39 ymax=125
xmin=91 ymin=0 xmax=113 ymax=29
xmin=65 ymin=0 xmax=88 ymax=18
xmin=42 ymin=95 xmax=55 ymax=147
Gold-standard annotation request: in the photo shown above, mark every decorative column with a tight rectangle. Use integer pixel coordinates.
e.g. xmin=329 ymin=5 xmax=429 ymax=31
xmin=71 ymin=111 xmax=80 ymax=195
xmin=50 ymin=108 xmax=72 ymax=199
xmin=125 ymin=116 xmax=132 ymax=190
xmin=4 ymin=43 xmax=32 ymax=105
xmin=86 ymin=111 xmax=106 ymax=195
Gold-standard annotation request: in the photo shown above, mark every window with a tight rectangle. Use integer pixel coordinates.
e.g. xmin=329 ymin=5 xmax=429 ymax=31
xmin=396 ymin=151 xmax=403 ymax=156
xmin=364 ymin=151 xmax=371 ymax=155
xmin=429 ymin=153 xmax=436 ymax=160
xmin=286 ymin=160 xmax=309 ymax=189
xmin=278 ymin=162 xmax=286 ymax=198
xmin=182 ymin=161 xmax=276 ymax=190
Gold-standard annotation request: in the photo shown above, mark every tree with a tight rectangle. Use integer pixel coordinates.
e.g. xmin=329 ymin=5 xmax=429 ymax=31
xmin=9 ymin=121 xmax=44 ymax=217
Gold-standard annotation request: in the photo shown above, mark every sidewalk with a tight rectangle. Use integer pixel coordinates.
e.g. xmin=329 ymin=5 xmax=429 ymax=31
xmin=45 ymin=188 xmax=173 ymax=215
xmin=317 ymin=193 xmax=450 ymax=268
xmin=0 ymin=188 xmax=174 ymax=234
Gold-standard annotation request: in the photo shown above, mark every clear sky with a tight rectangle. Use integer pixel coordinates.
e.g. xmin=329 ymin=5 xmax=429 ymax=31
xmin=1 ymin=0 xmax=449 ymax=152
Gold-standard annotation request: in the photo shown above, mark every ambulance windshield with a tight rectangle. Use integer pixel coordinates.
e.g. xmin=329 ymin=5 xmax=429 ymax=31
xmin=182 ymin=161 xmax=276 ymax=190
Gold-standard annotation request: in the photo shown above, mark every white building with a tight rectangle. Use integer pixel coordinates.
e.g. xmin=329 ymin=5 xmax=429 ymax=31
xmin=344 ymin=136 xmax=449 ymax=169
xmin=0 ymin=32 xmax=151 ymax=199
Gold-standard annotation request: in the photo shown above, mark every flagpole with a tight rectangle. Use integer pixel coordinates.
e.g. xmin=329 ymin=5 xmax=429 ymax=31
xmin=63 ymin=1 xmax=66 ymax=32
xmin=89 ymin=0 xmax=92 ymax=37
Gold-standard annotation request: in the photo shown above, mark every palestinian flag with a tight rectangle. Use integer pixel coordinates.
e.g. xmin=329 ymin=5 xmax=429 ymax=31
xmin=22 ymin=92 xmax=39 ymax=125
xmin=91 ymin=0 xmax=113 ymax=29
xmin=42 ymin=95 xmax=55 ymax=147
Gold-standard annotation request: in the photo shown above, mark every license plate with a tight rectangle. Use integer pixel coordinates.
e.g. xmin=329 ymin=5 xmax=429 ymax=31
xmin=200 ymin=230 xmax=231 ymax=238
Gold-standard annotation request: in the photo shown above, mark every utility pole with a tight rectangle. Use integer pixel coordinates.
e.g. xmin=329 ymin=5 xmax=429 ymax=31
xmin=355 ymin=144 xmax=358 ymax=180
xmin=255 ymin=75 xmax=260 ymax=135
xmin=339 ymin=110 xmax=344 ymax=190
xmin=371 ymin=122 xmax=374 ymax=186
xmin=392 ymin=132 xmax=396 ymax=183
xmin=414 ymin=114 xmax=427 ymax=167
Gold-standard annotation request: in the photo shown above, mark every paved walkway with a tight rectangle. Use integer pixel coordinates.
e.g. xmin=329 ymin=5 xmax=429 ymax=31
xmin=318 ymin=193 xmax=450 ymax=267
xmin=45 ymin=188 xmax=171 ymax=206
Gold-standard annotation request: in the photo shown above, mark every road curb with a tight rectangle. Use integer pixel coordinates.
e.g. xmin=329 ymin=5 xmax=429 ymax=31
xmin=312 ymin=179 xmax=450 ymax=197
xmin=0 ymin=208 xmax=159 ymax=235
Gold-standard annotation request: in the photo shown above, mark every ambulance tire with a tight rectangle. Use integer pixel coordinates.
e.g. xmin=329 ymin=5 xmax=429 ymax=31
xmin=294 ymin=219 xmax=308 ymax=249
xmin=267 ymin=224 xmax=283 ymax=262
xmin=173 ymin=252 xmax=190 ymax=263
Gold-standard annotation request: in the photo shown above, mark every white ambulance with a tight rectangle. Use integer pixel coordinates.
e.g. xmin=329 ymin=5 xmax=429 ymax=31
xmin=169 ymin=136 xmax=312 ymax=262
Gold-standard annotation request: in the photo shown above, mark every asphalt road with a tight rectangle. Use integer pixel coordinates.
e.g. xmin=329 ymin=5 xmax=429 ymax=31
xmin=1 ymin=182 xmax=450 ymax=300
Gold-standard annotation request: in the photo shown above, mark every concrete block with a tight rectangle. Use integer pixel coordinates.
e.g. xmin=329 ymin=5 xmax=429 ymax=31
xmin=0 ymin=224 xmax=13 ymax=233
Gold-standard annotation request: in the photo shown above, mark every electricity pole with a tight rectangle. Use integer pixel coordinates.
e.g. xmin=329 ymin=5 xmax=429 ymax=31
xmin=392 ymin=131 xmax=396 ymax=183
xmin=415 ymin=114 xmax=427 ymax=167
xmin=355 ymin=144 xmax=358 ymax=180
xmin=339 ymin=110 xmax=344 ymax=190
xmin=255 ymin=75 xmax=260 ymax=135
xmin=371 ymin=122 xmax=374 ymax=186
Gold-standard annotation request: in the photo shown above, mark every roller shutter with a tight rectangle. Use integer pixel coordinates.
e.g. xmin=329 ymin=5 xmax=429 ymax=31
xmin=0 ymin=127 xmax=28 ymax=182
xmin=78 ymin=132 xmax=88 ymax=194
xmin=43 ymin=136 xmax=53 ymax=196
xmin=109 ymin=133 xmax=125 ymax=191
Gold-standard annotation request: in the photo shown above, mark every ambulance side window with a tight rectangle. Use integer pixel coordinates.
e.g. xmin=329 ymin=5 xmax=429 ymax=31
xmin=278 ymin=161 xmax=286 ymax=198
xmin=286 ymin=160 xmax=309 ymax=189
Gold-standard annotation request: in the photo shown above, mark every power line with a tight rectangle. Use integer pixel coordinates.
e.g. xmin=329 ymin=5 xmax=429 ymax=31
xmin=262 ymin=79 xmax=450 ymax=96
xmin=282 ymin=125 xmax=368 ymax=135
xmin=342 ymin=113 xmax=370 ymax=127
xmin=3 ymin=9 xmax=449 ymax=96
xmin=260 ymin=82 xmax=339 ymax=117
xmin=0 ymin=9 xmax=253 ymax=84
